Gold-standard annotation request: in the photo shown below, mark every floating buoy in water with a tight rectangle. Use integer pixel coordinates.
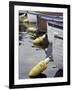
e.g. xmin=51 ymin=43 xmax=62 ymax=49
xmin=22 ymin=19 xmax=29 ymax=28
xmin=33 ymin=34 xmax=46 ymax=45
xmin=23 ymin=22 xmax=29 ymax=28
xmin=28 ymin=27 xmax=37 ymax=33
xmin=29 ymin=57 xmax=51 ymax=77
xmin=23 ymin=19 xmax=29 ymax=23
xmin=19 ymin=14 xmax=25 ymax=22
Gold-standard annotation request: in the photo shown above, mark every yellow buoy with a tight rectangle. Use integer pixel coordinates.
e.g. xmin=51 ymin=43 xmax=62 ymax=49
xmin=28 ymin=27 xmax=37 ymax=33
xmin=22 ymin=19 xmax=29 ymax=28
xmin=23 ymin=22 xmax=29 ymax=28
xmin=19 ymin=14 xmax=25 ymax=22
xmin=33 ymin=34 xmax=46 ymax=45
xmin=29 ymin=57 xmax=51 ymax=77
xmin=23 ymin=19 xmax=29 ymax=23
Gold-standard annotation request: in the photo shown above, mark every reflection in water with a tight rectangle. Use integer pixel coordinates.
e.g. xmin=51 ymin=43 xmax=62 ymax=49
xmin=19 ymin=22 xmax=27 ymax=32
xmin=45 ymin=43 xmax=52 ymax=58
xmin=29 ymin=73 xmax=47 ymax=78
xmin=36 ymin=31 xmax=46 ymax=37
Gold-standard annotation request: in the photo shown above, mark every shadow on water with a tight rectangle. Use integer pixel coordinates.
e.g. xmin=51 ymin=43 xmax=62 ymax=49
xmin=54 ymin=69 xmax=63 ymax=77
xmin=29 ymin=73 xmax=47 ymax=78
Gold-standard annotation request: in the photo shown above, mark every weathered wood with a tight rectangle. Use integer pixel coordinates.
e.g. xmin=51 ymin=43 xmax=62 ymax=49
xmin=37 ymin=16 xmax=47 ymax=33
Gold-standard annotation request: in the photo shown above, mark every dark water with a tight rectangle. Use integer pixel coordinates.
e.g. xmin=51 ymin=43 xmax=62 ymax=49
xmin=19 ymin=19 xmax=63 ymax=79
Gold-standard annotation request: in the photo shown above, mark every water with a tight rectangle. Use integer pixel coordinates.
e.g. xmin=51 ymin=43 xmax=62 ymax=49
xmin=19 ymin=22 xmax=61 ymax=79
xmin=19 ymin=12 xmax=63 ymax=79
